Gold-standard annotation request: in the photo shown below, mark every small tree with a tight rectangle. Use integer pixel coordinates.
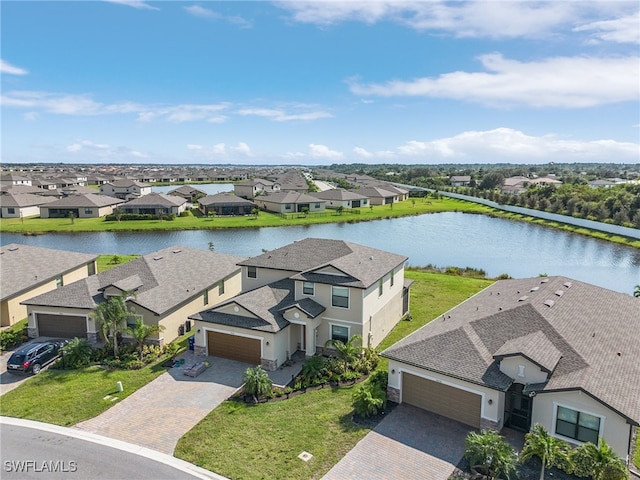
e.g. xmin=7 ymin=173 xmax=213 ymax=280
xmin=242 ymin=366 xmax=272 ymax=403
xmin=352 ymin=383 xmax=385 ymax=418
xmin=336 ymin=206 xmax=344 ymax=215
xmin=126 ymin=317 xmax=165 ymax=360
xmin=252 ymin=207 xmax=260 ymax=217
xmin=634 ymin=284 xmax=640 ymax=298
xmin=464 ymin=430 xmax=518 ymax=480
xmin=113 ymin=207 xmax=124 ymax=223
xmin=324 ymin=334 xmax=362 ymax=372
xmin=61 ymin=337 xmax=93 ymax=369
xmin=571 ymin=439 xmax=629 ymax=480
xmin=208 ymin=210 xmax=216 ymax=221
xmin=68 ymin=211 xmax=76 ymax=224
xmin=92 ymin=294 xmax=131 ymax=358
xmin=521 ymin=424 xmax=570 ymax=480
xmin=300 ymin=355 xmax=325 ymax=383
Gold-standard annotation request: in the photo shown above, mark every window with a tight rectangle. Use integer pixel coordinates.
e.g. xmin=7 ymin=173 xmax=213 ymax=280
xmin=378 ymin=278 xmax=384 ymax=296
xmin=390 ymin=269 xmax=395 ymax=287
xmin=247 ymin=266 xmax=257 ymax=278
xmin=56 ymin=276 xmax=63 ymax=288
xmin=127 ymin=314 xmax=143 ymax=328
xmin=331 ymin=325 xmax=349 ymax=344
xmin=218 ymin=280 xmax=225 ymax=295
xmin=87 ymin=262 xmax=96 ymax=276
xmin=315 ymin=203 xmax=320 ymax=208
xmin=8 ymin=208 xmax=15 ymax=214
xmin=203 ymin=289 xmax=209 ymax=305
xmin=85 ymin=208 xmax=93 ymax=214
xmin=285 ymin=204 xmax=292 ymax=210
xmin=332 ymin=286 xmax=349 ymax=308
xmin=555 ymin=406 xmax=600 ymax=444
xmin=303 ymin=282 xmax=314 ymax=295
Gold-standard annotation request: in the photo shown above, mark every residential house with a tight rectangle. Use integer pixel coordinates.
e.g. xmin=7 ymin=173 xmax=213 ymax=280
xmin=234 ymin=178 xmax=281 ymax=200
xmin=253 ymin=192 xmax=326 ymax=214
xmin=121 ymin=193 xmax=187 ymax=216
xmin=501 ymin=176 xmax=531 ymax=195
xmin=168 ymin=185 xmax=206 ymax=203
xmin=100 ymin=179 xmax=152 ymax=200
xmin=0 ymin=173 xmax=32 ymax=187
xmin=39 ymin=194 xmax=124 ymax=218
xmin=190 ymin=238 xmax=410 ymax=371
xmin=450 ymin=175 xmax=472 ymax=187
xmin=198 ymin=193 xmax=257 ymax=216
xmin=21 ymin=246 xmax=244 ymax=344
xmin=350 ymin=186 xmax=398 ymax=205
xmin=0 ymin=191 xmax=55 ymax=218
xmin=382 ymin=276 xmax=639 ymax=460
xmin=1 ymin=244 xmax=97 ymax=327
xmin=588 ymin=180 xmax=618 ymax=188
xmin=309 ymin=189 xmax=369 ymax=209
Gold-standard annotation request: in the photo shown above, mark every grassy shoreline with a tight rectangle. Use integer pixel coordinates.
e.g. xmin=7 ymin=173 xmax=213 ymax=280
xmin=1 ymin=197 xmax=637 ymax=249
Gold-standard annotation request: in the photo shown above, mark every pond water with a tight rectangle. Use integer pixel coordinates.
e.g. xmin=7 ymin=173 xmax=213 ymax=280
xmin=2 ymin=211 xmax=639 ymax=295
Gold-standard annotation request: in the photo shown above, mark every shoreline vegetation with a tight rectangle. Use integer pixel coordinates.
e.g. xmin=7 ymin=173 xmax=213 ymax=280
xmin=1 ymin=197 xmax=638 ymax=249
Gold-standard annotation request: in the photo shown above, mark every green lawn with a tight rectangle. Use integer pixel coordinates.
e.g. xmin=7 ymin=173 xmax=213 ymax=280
xmin=175 ymin=271 xmax=493 ymax=480
xmin=96 ymin=254 xmax=140 ymax=272
xmin=0 ymin=333 xmax=192 ymax=425
xmin=635 ymin=436 xmax=640 ymax=469
xmin=0 ymin=198 xmax=489 ymax=233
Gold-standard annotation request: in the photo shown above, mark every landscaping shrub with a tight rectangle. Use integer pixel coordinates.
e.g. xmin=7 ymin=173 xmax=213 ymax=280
xmin=60 ymin=337 xmax=93 ymax=369
xmin=352 ymin=382 xmax=386 ymax=418
xmin=300 ymin=355 xmax=325 ymax=383
xmin=464 ymin=430 xmax=518 ymax=480
xmin=367 ymin=370 xmax=388 ymax=391
xmin=105 ymin=213 xmax=157 ymax=221
xmin=242 ymin=366 xmax=273 ymax=403
xmin=570 ymin=440 xmax=629 ymax=480
xmin=0 ymin=328 xmax=27 ymax=352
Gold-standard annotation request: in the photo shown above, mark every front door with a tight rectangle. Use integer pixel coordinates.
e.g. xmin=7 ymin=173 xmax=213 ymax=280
xmin=504 ymin=384 xmax=533 ymax=431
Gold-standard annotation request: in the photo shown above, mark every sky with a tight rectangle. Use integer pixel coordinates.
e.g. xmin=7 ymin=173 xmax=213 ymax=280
xmin=1 ymin=1 xmax=639 ymax=166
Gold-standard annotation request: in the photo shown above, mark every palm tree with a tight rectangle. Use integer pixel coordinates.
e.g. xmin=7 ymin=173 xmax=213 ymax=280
xmin=324 ymin=334 xmax=363 ymax=372
xmin=92 ymin=295 xmax=130 ymax=358
xmin=464 ymin=430 xmax=518 ymax=480
xmin=521 ymin=424 xmax=570 ymax=480
xmin=571 ymin=439 xmax=628 ymax=480
xmin=242 ymin=366 xmax=272 ymax=403
xmin=126 ymin=317 xmax=165 ymax=360
xmin=634 ymin=284 xmax=640 ymax=298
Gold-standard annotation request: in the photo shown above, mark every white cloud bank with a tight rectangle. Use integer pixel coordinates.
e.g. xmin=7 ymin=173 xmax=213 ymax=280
xmin=1 ymin=59 xmax=28 ymax=75
xmin=349 ymin=54 xmax=639 ymax=108
xmin=103 ymin=0 xmax=159 ymax=11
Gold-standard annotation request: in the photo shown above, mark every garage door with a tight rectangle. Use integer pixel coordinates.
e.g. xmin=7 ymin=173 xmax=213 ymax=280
xmin=207 ymin=331 xmax=260 ymax=365
xmin=402 ymin=373 xmax=481 ymax=428
xmin=37 ymin=313 xmax=87 ymax=338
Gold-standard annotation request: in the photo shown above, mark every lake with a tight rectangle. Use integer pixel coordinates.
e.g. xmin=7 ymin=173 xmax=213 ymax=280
xmin=2 ymin=212 xmax=639 ymax=295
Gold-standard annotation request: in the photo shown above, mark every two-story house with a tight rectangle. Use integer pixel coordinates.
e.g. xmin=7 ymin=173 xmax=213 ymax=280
xmin=189 ymin=238 xmax=411 ymax=371
xmin=100 ymin=179 xmax=152 ymax=200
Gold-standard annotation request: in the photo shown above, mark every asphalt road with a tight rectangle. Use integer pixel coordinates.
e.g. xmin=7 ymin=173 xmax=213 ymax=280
xmin=0 ymin=419 xmax=225 ymax=480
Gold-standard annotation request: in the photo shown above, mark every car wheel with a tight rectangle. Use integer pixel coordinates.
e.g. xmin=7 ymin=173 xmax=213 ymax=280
xmin=31 ymin=364 xmax=42 ymax=374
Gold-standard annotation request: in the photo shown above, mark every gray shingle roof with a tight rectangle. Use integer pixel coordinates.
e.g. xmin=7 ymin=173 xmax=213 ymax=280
xmin=198 ymin=193 xmax=256 ymax=207
xmin=383 ymin=276 xmax=640 ymax=424
xmin=1 ymin=244 xmax=97 ymax=301
xmin=239 ymin=238 xmax=407 ymax=289
xmin=259 ymin=191 xmax=323 ymax=204
xmin=191 ymin=279 xmax=314 ymax=333
xmin=22 ymin=246 xmax=245 ymax=316
xmin=309 ymin=189 xmax=368 ymax=201
xmin=42 ymin=194 xmax=123 ymax=208
xmin=0 ymin=192 xmax=56 ymax=207
xmin=122 ymin=193 xmax=186 ymax=207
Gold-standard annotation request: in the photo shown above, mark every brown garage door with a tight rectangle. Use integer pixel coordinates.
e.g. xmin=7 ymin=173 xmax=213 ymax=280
xmin=207 ymin=331 xmax=260 ymax=365
xmin=402 ymin=373 xmax=481 ymax=428
xmin=37 ymin=313 xmax=87 ymax=338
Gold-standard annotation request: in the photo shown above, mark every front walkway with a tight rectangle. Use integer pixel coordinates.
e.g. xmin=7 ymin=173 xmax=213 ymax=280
xmin=322 ymin=404 xmax=473 ymax=480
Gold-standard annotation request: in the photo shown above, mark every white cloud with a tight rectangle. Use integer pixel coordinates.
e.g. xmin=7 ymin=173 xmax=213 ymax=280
xmin=104 ymin=0 xmax=159 ymax=11
xmin=275 ymin=1 xmax=608 ymax=39
xmin=184 ymin=5 xmax=219 ymax=19
xmin=233 ymin=142 xmax=254 ymax=157
xmin=574 ymin=13 xmax=640 ymax=44
xmin=187 ymin=142 xmax=253 ymax=159
xmin=282 ymin=151 xmax=306 ymax=159
xmin=1 ymin=59 xmax=28 ymax=75
xmin=308 ymin=144 xmax=344 ymax=160
xmin=393 ymin=128 xmax=640 ymax=163
xmin=236 ymin=107 xmax=332 ymax=122
xmin=23 ymin=112 xmax=39 ymax=121
xmin=349 ymin=54 xmax=639 ymax=108
xmin=353 ymin=146 xmax=396 ymax=159
xmin=66 ymin=140 xmax=110 ymax=152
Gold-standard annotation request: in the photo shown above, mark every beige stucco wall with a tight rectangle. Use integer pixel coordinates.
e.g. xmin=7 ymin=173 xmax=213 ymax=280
xmin=387 ymin=360 xmax=505 ymax=428
xmin=1 ymin=205 xmax=42 ymax=218
xmin=531 ymin=390 xmax=632 ymax=459
xmin=242 ymin=266 xmax=296 ymax=291
xmin=362 ymin=265 xmax=405 ymax=348
xmin=499 ymin=356 xmax=549 ymax=385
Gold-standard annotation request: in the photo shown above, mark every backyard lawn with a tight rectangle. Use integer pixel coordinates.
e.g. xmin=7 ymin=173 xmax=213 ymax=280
xmin=174 ymin=270 xmax=493 ymax=480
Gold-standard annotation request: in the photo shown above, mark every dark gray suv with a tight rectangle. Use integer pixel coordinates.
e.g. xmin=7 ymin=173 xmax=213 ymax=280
xmin=6 ymin=339 xmax=68 ymax=374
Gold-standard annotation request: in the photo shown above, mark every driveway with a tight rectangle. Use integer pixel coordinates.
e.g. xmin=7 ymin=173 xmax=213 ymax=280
xmin=74 ymin=352 xmax=250 ymax=455
xmin=0 ymin=337 xmax=45 ymax=396
xmin=322 ymin=404 xmax=473 ymax=480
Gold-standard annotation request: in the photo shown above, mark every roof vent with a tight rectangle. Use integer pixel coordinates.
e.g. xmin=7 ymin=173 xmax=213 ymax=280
xmin=172 ymin=250 xmax=182 ymax=254
xmin=563 ymin=282 xmax=573 ymax=288
xmin=153 ymin=256 xmax=163 ymax=261
xmin=530 ymin=287 xmax=539 ymax=292
xmin=369 ymin=256 xmax=374 ymax=260
xmin=518 ymin=296 xmax=529 ymax=302
xmin=8 ymin=247 xmax=19 ymax=251
xmin=544 ymin=300 xmax=555 ymax=307
xmin=540 ymin=278 xmax=549 ymax=283
xmin=554 ymin=290 xmax=564 ymax=297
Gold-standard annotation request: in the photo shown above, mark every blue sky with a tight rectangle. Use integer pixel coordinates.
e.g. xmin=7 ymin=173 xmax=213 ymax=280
xmin=2 ymin=1 xmax=639 ymax=165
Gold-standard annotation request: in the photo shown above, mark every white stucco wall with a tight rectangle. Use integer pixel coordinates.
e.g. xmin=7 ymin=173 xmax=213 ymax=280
xmin=499 ymin=356 xmax=549 ymax=385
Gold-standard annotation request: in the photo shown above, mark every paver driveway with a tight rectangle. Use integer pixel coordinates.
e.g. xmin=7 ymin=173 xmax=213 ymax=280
xmin=75 ymin=354 xmax=249 ymax=455
xmin=322 ymin=404 xmax=473 ymax=480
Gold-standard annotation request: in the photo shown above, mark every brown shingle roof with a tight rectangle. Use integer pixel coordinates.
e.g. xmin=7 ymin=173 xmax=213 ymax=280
xmin=383 ymin=276 xmax=640 ymax=424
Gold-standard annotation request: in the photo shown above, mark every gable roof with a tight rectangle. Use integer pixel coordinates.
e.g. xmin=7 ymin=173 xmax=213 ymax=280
xmin=239 ymin=238 xmax=407 ymax=289
xmin=190 ymin=279 xmax=324 ymax=333
xmin=122 ymin=193 xmax=186 ymax=207
xmin=383 ymin=276 xmax=640 ymax=424
xmin=309 ymin=189 xmax=368 ymax=201
xmin=42 ymin=193 xmax=123 ymax=208
xmin=22 ymin=246 xmax=245 ymax=316
xmin=350 ymin=186 xmax=398 ymax=198
xmin=198 ymin=193 xmax=256 ymax=207
xmin=167 ymin=185 xmax=206 ymax=196
xmin=258 ymin=191 xmax=323 ymax=205
xmin=0 ymin=244 xmax=97 ymax=301
xmin=0 ymin=192 xmax=56 ymax=208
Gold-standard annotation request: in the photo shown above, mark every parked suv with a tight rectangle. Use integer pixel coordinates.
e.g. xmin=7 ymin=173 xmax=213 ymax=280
xmin=6 ymin=339 xmax=68 ymax=374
